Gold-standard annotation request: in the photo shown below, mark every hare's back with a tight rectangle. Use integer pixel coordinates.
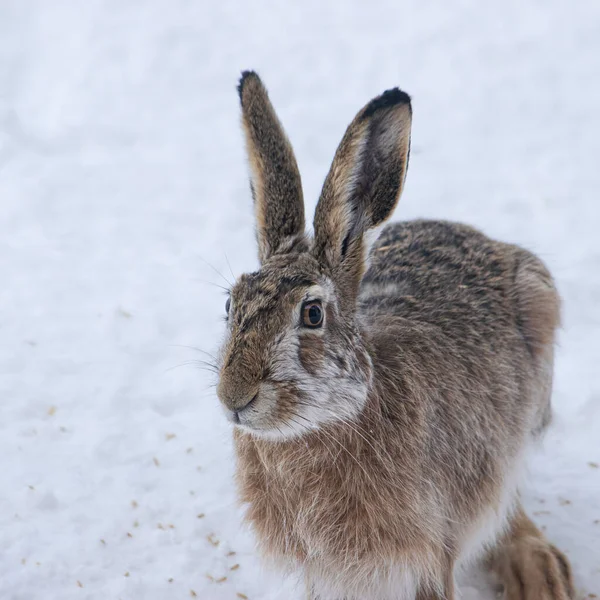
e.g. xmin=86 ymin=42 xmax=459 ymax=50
xmin=359 ymin=219 xmax=552 ymax=347
xmin=359 ymin=217 xmax=559 ymax=436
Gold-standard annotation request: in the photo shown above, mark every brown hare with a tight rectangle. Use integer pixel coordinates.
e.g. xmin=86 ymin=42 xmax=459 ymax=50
xmin=216 ymin=71 xmax=574 ymax=600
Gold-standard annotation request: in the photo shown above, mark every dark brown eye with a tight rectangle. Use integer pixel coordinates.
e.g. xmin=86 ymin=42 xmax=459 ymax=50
xmin=302 ymin=301 xmax=323 ymax=328
xmin=225 ymin=296 xmax=231 ymax=315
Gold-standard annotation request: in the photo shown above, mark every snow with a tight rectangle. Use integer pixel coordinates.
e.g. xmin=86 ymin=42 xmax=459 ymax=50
xmin=1 ymin=1 xmax=599 ymax=598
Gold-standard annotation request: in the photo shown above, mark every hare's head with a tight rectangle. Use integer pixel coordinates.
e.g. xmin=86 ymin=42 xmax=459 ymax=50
xmin=216 ymin=72 xmax=412 ymax=439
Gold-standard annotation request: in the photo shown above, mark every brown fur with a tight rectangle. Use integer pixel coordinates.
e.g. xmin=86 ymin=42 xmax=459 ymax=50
xmin=313 ymin=87 xmax=412 ymax=310
xmin=487 ymin=504 xmax=574 ymax=600
xmin=238 ymin=71 xmax=308 ymax=263
xmin=216 ymin=72 xmax=573 ymax=600
xmin=298 ymin=335 xmax=326 ymax=376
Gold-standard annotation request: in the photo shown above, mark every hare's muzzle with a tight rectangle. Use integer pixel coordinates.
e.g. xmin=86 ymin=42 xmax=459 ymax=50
xmin=229 ymin=393 xmax=258 ymax=424
xmin=216 ymin=377 xmax=259 ymax=424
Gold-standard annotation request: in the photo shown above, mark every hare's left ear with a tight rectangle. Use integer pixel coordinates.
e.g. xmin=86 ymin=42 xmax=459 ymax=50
xmin=312 ymin=88 xmax=412 ymax=304
xmin=238 ymin=71 xmax=306 ymax=264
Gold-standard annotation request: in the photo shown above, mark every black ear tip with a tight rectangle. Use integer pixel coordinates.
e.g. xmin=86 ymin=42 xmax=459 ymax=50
xmin=362 ymin=88 xmax=412 ymax=119
xmin=237 ymin=70 xmax=260 ymax=100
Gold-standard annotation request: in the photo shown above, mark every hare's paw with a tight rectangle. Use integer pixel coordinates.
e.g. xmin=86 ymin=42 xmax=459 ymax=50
xmin=493 ymin=535 xmax=574 ymax=600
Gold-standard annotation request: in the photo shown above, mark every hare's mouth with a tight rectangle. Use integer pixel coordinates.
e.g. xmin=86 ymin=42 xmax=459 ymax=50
xmin=224 ymin=386 xmax=277 ymax=433
xmin=224 ymin=382 xmax=319 ymax=440
xmin=228 ymin=392 xmax=259 ymax=425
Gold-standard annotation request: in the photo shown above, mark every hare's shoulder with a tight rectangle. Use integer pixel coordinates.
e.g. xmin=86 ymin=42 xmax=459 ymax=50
xmin=358 ymin=219 xmax=512 ymax=329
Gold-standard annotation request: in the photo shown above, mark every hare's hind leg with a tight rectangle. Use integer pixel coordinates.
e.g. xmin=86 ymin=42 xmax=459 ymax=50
xmin=511 ymin=249 xmax=561 ymax=436
xmin=487 ymin=504 xmax=574 ymax=600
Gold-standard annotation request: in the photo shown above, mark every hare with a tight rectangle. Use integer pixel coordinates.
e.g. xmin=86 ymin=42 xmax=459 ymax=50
xmin=215 ymin=71 xmax=574 ymax=600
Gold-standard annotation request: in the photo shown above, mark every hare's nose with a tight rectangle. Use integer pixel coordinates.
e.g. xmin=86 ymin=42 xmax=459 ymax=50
xmin=217 ymin=377 xmax=259 ymax=412
xmin=231 ymin=393 xmax=259 ymax=423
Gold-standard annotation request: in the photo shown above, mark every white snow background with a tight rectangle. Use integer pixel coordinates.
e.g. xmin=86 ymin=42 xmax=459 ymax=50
xmin=1 ymin=1 xmax=599 ymax=599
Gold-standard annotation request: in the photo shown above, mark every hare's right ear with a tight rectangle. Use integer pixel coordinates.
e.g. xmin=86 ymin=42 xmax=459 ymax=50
xmin=312 ymin=89 xmax=412 ymax=306
xmin=238 ymin=71 xmax=306 ymax=264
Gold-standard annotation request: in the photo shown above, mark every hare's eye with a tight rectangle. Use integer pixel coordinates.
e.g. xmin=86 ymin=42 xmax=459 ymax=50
xmin=225 ymin=296 xmax=231 ymax=315
xmin=302 ymin=301 xmax=323 ymax=328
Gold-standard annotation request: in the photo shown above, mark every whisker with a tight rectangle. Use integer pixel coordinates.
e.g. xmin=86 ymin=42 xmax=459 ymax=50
xmin=196 ymin=278 xmax=231 ymax=293
xmin=224 ymin=252 xmax=236 ymax=282
xmin=164 ymin=360 xmax=219 ymax=375
xmin=168 ymin=344 xmax=219 ymax=362
xmin=290 ymin=412 xmax=312 ymax=425
xmin=164 ymin=360 xmax=199 ymax=373
xmin=198 ymin=255 xmax=233 ymax=287
xmin=196 ymin=359 xmax=219 ymax=370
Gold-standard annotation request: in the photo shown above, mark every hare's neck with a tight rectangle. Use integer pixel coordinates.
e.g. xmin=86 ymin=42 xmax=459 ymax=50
xmin=233 ymin=403 xmax=424 ymax=569
xmin=234 ymin=398 xmax=386 ymax=490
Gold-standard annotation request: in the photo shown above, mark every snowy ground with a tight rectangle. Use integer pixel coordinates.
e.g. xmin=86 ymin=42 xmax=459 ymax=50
xmin=1 ymin=1 xmax=599 ymax=599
